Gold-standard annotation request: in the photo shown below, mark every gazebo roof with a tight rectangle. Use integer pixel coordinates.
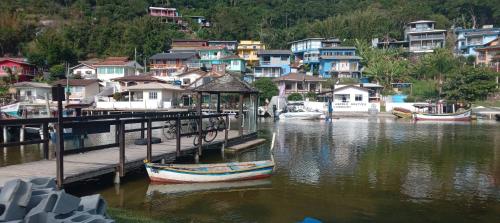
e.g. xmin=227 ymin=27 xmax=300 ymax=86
xmin=192 ymin=74 xmax=258 ymax=94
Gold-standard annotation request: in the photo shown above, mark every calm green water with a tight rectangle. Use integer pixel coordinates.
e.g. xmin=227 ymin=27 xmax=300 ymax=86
xmin=76 ymin=118 xmax=500 ymax=222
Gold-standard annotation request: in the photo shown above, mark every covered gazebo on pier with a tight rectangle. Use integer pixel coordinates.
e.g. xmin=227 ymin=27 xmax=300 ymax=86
xmin=192 ymin=73 xmax=259 ymax=157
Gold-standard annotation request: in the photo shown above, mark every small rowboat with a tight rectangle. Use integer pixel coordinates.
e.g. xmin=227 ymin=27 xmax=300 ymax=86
xmin=413 ymin=110 xmax=472 ymax=121
xmin=392 ymin=107 xmax=412 ymax=119
xmin=145 ymin=134 xmax=276 ymax=183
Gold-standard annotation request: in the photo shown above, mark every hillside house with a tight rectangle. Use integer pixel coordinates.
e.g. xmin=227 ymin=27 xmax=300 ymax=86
xmin=10 ymin=82 xmax=51 ymax=103
xmin=0 ymin=57 xmax=37 ymax=82
xmin=170 ymin=39 xmax=208 ymax=52
xmin=404 ymin=20 xmax=446 ymax=54
xmin=253 ymin=50 xmax=292 ymax=78
xmin=318 ymin=47 xmax=362 ymax=79
xmin=149 ymin=7 xmax=182 ymax=24
xmin=208 ymin=40 xmax=238 ymax=52
xmin=111 ymin=75 xmax=167 ymax=92
xmin=237 ymin=40 xmax=266 ymax=66
xmin=475 ymin=37 xmax=500 ymax=72
xmin=455 ymin=25 xmax=500 ymax=57
xmin=70 ymin=59 xmax=102 ymax=79
xmin=95 ymin=57 xmax=143 ymax=85
xmin=149 ymin=52 xmax=200 ymax=79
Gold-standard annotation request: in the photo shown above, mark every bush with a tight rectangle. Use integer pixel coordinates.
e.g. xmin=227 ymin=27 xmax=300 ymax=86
xmin=305 ymin=92 xmax=317 ymax=101
xmin=288 ymin=93 xmax=303 ymax=101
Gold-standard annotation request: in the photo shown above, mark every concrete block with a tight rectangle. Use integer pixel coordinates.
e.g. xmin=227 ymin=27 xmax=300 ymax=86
xmin=0 ymin=179 xmax=33 ymax=221
xmin=27 ymin=188 xmax=54 ymax=210
xmin=24 ymin=211 xmax=57 ymax=223
xmin=26 ymin=190 xmax=81 ymax=219
xmin=30 ymin=177 xmax=56 ymax=190
xmin=54 ymin=211 xmax=113 ymax=223
xmin=78 ymin=194 xmax=107 ymax=215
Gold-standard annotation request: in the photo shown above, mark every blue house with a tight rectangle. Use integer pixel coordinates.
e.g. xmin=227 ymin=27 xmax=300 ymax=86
xmin=455 ymin=25 xmax=500 ymax=57
xmin=318 ymin=47 xmax=362 ymax=79
xmin=253 ymin=50 xmax=291 ymax=78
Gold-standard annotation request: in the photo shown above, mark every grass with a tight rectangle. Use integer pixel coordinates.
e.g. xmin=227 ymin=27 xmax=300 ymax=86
xmin=107 ymin=208 xmax=163 ymax=223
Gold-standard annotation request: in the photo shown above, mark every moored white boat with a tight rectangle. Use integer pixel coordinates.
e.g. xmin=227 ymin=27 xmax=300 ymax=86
xmin=413 ymin=110 xmax=472 ymax=121
xmin=145 ymin=133 xmax=277 ymax=183
xmin=278 ymin=108 xmax=323 ymax=120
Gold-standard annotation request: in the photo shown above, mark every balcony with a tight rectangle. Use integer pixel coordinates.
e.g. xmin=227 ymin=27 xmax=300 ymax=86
xmin=409 ymin=34 xmax=445 ymax=40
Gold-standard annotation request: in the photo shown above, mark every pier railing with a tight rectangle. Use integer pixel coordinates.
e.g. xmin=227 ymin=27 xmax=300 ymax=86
xmin=0 ymin=111 xmax=231 ymax=187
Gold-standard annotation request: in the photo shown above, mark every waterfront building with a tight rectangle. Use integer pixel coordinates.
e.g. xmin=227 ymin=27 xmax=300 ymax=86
xmin=70 ymin=58 xmax=102 ymax=79
xmin=10 ymin=82 xmax=51 ymax=103
xmin=52 ymin=79 xmax=100 ymax=104
xmin=273 ymin=73 xmax=325 ymax=96
xmin=149 ymin=7 xmax=182 ymax=24
xmin=237 ymin=40 xmax=266 ymax=66
xmin=95 ymin=57 xmax=143 ymax=85
xmin=176 ymin=69 xmax=209 ymax=87
xmin=197 ymin=46 xmax=232 ymax=68
xmin=253 ymin=50 xmax=291 ymax=78
xmin=208 ymin=40 xmax=238 ymax=52
xmin=149 ymin=52 xmax=200 ymax=79
xmin=318 ymin=46 xmax=362 ymax=78
xmin=454 ymin=25 xmax=500 ymax=57
xmin=0 ymin=57 xmax=37 ymax=82
xmin=475 ymin=37 xmax=499 ymax=72
xmin=332 ymin=85 xmax=380 ymax=112
xmin=96 ymin=82 xmax=183 ymax=109
xmin=404 ymin=20 xmax=446 ymax=54
xmin=111 ymin=75 xmax=167 ymax=92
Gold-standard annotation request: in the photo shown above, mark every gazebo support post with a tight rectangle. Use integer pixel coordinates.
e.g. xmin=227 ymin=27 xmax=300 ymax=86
xmin=197 ymin=92 xmax=203 ymax=162
xmin=238 ymin=93 xmax=244 ymax=136
xmin=217 ymin=93 xmax=221 ymax=113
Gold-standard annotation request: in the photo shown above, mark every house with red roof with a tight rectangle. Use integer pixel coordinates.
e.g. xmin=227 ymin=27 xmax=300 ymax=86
xmin=0 ymin=57 xmax=37 ymax=82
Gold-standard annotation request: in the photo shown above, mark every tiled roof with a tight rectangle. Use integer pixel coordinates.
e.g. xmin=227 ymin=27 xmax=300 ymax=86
xmin=94 ymin=57 xmax=129 ymax=66
xmin=12 ymin=82 xmax=51 ymax=88
xmin=111 ymin=75 xmax=165 ymax=82
xmin=127 ymin=82 xmax=183 ymax=91
xmin=149 ymin=52 xmax=198 ymax=60
xmin=257 ymin=50 xmax=292 ymax=55
xmin=221 ymin=54 xmax=243 ymax=60
xmin=52 ymin=79 xmax=99 ymax=86
xmin=0 ymin=57 xmax=31 ymax=65
xmin=319 ymin=55 xmax=362 ymax=60
xmin=273 ymin=73 xmax=326 ymax=82
xmin=177 ymin=69 xmax=208 ymax=77
xmin=335 ymin=85 xmax=369 ymax=92
xmin=320 ymin=46 xmax=356 ymax=50
xmin=192 ymin=73 xmax=258 ymax=93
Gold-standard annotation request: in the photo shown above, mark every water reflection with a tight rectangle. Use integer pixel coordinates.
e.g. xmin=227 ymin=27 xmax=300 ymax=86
xmin=78 ymin=118 xmax=500 ymax=222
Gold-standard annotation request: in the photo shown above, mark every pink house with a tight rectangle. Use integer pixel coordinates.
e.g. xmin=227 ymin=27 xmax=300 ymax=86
xmin=0 ymin=57 xmax=37 ymax=82
xmin=149 ymin=7 xmax=182 ymax=24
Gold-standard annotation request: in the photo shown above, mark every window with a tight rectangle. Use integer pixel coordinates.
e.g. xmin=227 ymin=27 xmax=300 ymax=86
xmin=106 ymin=67 xmax=114 ymax=74
xmin=355 ymin=94 xmax=363 ymax=101
xmin=72 ymin=86 xmax=83 ymax=93
xmin=149 ymin=91 xmax=158 ymax=99
xmin=297 ymin=83 xmax=304 ymax=90
xmin=232 ymin=60 xmax=239 ymax=66
xmin=281 ymin=56 xmax=288 ymax=61
xmin=97 ymin=68 xmax=106 ymax=74
xmin=285 ymin=83 xmax=292 ymax=90
xmin=183 ymin=78 xmax=191 ymax=85
xmin=310 ymin=83 xmax=316 ymax=91
xmin=85 ymin=70 xmax=92 ymax=74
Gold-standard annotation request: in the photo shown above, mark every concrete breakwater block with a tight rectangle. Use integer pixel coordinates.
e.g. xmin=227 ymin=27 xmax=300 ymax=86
xmin=0 ymin=179 xmax=33 ymax=221
xmin=78 ymin=194 xmax=107 ymax=216
xmin=0 ymin=177 xmax=114 ymax=222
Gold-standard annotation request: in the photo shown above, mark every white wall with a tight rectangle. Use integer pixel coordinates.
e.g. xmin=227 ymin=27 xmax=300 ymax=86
xmin=73 ymin=67 xmax=96 ymax=79
xmin=303 ymin=101 xmax=380 ymax=112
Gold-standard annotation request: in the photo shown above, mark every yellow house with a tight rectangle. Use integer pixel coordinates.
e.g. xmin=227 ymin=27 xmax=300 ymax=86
xmin=475 ymin=37 xmax=499 ymax=72
xmin=237 ymin=40 xmax=266 ymax=66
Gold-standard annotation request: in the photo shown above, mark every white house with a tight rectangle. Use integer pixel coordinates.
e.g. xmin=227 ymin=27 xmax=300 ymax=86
xmin=70 ymin=59 xmax=102 ymax=79
xmin=10 ymin=82 xmax=52 ymax=104
xmin=333 ymin=85 xmax=379 ymax=112
xmin=52 ymin=79 xmax=100 ymax=104
xmin=94 ymin=57 xmax=144 ymax=86
xmin=95 ymin=82 xmax=184 ymax=109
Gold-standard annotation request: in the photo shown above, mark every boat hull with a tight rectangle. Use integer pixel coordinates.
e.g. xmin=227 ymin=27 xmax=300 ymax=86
xmin=145 ymin=161 xmax=274 ymax=183
xmin=414 ymin=110 xmax=472 ymax=121
xmin=279 ymin=112 xmax=323 ymax=120
xmin=392 ymin=110 xmax=412 ymax=119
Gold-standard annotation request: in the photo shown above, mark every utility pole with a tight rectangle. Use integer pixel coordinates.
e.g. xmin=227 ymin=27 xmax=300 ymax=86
xmin=134 ymin=47 xmax=137 ymax=75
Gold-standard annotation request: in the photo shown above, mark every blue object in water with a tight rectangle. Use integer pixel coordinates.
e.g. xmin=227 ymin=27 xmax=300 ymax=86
xmin=300 ymin=217 xmax=322 ymax=223
xmin=391 ymin=94 xmax=407 ymax=103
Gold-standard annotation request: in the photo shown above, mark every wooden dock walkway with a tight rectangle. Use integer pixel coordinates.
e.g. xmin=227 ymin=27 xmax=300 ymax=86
xmin=0 ymin=130 xmax=256 ymax=186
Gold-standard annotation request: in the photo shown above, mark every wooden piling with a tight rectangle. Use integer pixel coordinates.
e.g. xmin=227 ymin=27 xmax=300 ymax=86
xmin=197 ymin=92 xmax=203 ymax=156
xmin=147 ymin=118 xmax=152 ymax=162
xmin=175 ymin=114 xmax=181 ymax=157
xmin=42 ymin=122 xmax=49 ymax=159
xmin=118 ymin=121 xmax=125 ymax=177
xmin=55 ymin=84 xmax=64 ymax=189
xmin=238 ymin=94 xmax=244 ymax=136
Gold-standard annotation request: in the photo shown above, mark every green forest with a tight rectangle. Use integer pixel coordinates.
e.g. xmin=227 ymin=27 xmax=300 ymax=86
xmin=0 ymin=0 xmax=499 ymax=102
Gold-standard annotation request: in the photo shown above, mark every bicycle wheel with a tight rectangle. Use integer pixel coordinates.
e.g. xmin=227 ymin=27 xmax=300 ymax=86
xmin=203 ymin=126 xmax=217 ymax=142
xmin=193 ymin=134 xmax=200 ymax=146
xmin=162 ymin=121 xmax=175 ymax=140
xmin=217 ymin=119 xmax=226 ymax=131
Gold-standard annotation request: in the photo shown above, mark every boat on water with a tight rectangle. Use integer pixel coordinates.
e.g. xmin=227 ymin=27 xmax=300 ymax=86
xmin=145 ymin=134 xmax=276 ymax=183
xmin=392 ymin=107 xmax=412 ymax=119
xmin=279 ymin=108 xmax=323 ymax=120
xmin=413 ymin=110 xmax=472 ymax=121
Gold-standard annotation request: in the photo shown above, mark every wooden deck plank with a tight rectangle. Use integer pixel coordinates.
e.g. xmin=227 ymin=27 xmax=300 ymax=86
xmin=225 ymin=138 xmax=267 ymax=153
xmin=0 ymin=130 xmax=249 ymax=186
